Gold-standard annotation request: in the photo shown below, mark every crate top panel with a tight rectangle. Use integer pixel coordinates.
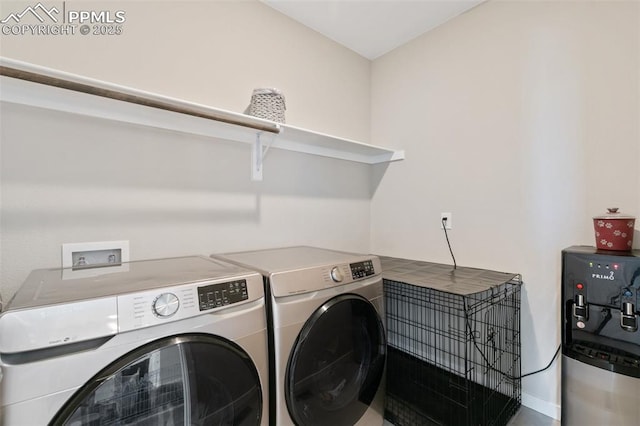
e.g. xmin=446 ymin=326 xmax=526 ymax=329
xmin=378 ymin=256 xmax=521 ymax=296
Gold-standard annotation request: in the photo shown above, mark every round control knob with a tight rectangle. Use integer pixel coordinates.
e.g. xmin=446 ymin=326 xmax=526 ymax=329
xmin=152 ymin=293 xmax=180 ymax=318
xmin=330 ymin=267 xmax=344 ymax=283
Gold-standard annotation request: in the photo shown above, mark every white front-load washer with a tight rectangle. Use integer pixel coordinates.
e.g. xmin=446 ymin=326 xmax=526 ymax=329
xmin=212 ymin=246 xmax=386 ymax=426
xmin=0 ymin=256 xmax=269 ymax=425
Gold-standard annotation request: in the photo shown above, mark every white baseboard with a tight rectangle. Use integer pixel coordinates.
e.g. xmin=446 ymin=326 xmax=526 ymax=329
xmin=522 ymin=392 xmax=560 ymax=421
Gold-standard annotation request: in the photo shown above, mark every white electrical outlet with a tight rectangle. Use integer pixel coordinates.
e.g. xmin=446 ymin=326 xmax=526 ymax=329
xmin=441 ymin=212 xmax=452 ymax=229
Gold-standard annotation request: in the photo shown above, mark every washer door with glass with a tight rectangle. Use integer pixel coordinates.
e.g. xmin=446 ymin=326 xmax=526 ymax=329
xmin=51 ymin=333 xmax=262 ymax=426
xmin=285 ymin=294 xmax=386 ymax=426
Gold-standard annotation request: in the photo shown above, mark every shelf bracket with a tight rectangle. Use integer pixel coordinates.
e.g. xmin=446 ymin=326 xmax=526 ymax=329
xmin=251 ymin=132 xmax=274 ymax=181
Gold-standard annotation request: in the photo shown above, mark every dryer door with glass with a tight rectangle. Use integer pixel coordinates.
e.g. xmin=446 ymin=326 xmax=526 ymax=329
xmin=285 ymin=294 xmax=386 ymax=426
xmin=51 ymin=333 xmax=263 ymax=425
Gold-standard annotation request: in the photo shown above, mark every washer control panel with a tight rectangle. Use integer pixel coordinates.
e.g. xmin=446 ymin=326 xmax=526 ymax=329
xmin=118 ymin=278 xmax=253 ymax=332
xmin=198 ymin=279 xmax=248 ymax=311
xmin=330 ymin=267 xmax=344 ymax=283
xmin=153 ymin=293 xmax=180 ymax=317
xmin=350 ymin=260 xmax=375 ymax=279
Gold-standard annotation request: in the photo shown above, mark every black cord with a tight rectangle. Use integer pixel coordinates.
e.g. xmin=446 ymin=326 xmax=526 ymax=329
xmin=518 ymin=344 xmax=561 ymax=379
xmin=441 ymin=217 xmax=457 ymax=270
xmin=439 ymin=219 xmax=559 ymax=380
xmin=462 ymin=298 xmax=561 ymax=380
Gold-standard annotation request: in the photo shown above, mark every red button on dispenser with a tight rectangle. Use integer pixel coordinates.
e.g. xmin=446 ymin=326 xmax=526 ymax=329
xmin=577 ymin=283 xmax=584 ymax=290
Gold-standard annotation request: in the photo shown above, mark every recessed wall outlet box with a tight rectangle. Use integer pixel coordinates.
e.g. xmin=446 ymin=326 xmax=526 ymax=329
xmin=441 ymin=212 xmax=452 ymax=229
xmin=62 ymin=241 xmax=130 ymax=277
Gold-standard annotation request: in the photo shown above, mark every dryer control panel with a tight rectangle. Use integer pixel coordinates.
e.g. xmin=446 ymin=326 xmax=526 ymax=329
xmin=350 ymin=260 xmax=375 ymax=279
xmin=269 ymin=256 xmax=382 ymax=297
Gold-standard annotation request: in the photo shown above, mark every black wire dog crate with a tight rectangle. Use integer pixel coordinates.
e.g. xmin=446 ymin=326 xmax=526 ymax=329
xmin=380 ymin=257 xmax=522 ymax=426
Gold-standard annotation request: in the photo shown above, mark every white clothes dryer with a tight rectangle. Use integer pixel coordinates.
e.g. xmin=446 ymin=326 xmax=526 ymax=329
xmin=212 ymin=246 xmax=386 ymax=426
xmin=0 ymin=256 xmax=269 ymax=425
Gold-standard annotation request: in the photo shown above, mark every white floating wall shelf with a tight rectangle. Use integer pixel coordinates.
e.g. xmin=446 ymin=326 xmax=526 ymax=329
xmin=0 ymin=58 xmax=404 ymax=180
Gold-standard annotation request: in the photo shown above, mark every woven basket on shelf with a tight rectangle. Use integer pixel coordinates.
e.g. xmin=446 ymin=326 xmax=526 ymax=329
xmin=249 ymin=88 xmax=286 ymax=123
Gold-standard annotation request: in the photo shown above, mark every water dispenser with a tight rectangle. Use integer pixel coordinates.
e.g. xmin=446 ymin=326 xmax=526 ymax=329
xmin=561 ymin=246 xmax=640 ymax=425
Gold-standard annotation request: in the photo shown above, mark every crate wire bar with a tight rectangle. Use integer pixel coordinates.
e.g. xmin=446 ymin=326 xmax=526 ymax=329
xmin=380 ymin=257 xmax=522 ymax=426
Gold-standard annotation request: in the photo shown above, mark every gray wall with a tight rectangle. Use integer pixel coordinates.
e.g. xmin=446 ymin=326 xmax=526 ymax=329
xmin=0 ymin=0 xmax=374 ymax=300
xmin=370 ymin=0 xmax=639 ymax=418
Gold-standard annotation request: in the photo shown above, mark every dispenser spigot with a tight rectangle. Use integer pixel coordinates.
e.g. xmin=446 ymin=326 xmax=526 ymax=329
xmin=573 ymin=294 xmax=588 ymax=321
xmin=620 ymin=302 xmax=637 ymax=332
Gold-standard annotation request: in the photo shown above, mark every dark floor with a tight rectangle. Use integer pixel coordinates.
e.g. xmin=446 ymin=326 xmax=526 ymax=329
xmin=506 ymin=406 xmax=559 ymax=426
xmin=383 ymin=406 xmax=559 ymax=426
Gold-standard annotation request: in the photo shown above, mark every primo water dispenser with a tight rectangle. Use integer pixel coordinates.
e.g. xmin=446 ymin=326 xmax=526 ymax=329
xmin=561 ymin=246 xmax=640 ymax=425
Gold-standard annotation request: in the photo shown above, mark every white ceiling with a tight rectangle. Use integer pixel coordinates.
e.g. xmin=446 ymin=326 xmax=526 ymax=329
xmin=261 ymin=0 xmax=485 ymax=59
